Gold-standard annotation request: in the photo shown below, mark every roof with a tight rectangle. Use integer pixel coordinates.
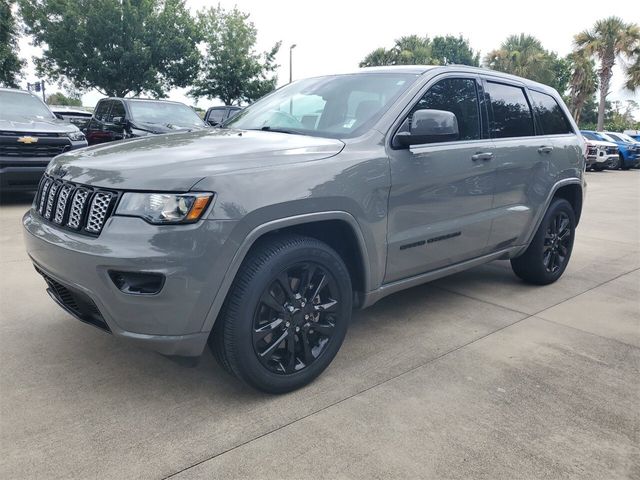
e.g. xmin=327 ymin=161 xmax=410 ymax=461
xmin=357 ymin=65 xmax=557 ymax=93
xmin=0 ymin=87 xmax=35 ymax=95
xmin=101 ymin=97 xmax=185 ymax=105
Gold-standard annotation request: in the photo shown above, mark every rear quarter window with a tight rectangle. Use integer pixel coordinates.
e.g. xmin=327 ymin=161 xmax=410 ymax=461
xmin=529 ymin=90 xmax=573 ymax=135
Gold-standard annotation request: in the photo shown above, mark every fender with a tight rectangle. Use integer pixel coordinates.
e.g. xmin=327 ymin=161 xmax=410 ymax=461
xmin=513 ymin=177 xmax=584 ymax=257
xmin=199 ymin=211 xmax=372 ymax=333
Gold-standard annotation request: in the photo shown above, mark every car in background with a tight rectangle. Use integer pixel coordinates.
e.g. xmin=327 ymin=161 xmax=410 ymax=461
xmin=580 ymin=130 xmax=639 ymax=170
xmin=623 ymin=130 xmax=640 ymax=142
xmin=602 ymin=131 xmax=640 ymax=170
xmin=204 ymin=105 xmax=242 ymax=126
xmin=85 ymin=98 xmax=208 ymax=145
xmin=49 ymin=106 xmax=93 ymax=132
xmin=581 ymin=133 xmax=618 ymax=171
xmin=0 ymin=88 xmax=87 ymax=192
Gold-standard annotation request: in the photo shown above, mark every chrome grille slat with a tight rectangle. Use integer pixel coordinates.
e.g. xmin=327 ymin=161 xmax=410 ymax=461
xmin=38 ymin=178 xmax=52 ymax=214
xmin=54 ymin=184 xmax=74 ymax=224
xmin=67 ymin=188 xmax=89 ymax=229
xmin=85 ymin=192 xmax=113 ymax=233
xmin=44 ymin=182 xmax=61 ymax=219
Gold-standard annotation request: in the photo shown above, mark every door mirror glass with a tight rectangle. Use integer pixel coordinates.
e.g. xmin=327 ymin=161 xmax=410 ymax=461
xmin=112 ymin=116 xmax=127 ymax=126
xmin=395 ymin=109 xmax=459 ymax=147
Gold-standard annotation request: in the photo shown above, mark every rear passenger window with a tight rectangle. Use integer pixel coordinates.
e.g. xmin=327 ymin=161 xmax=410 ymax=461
xmin=412 ymin=78 xmax=480 ymax=141
xmin=207 ymin=109 xmax=226 ymax=124
xmin=485 ymin=82 xmax=534 ymax=138
xmin=529 ymin=90 xmax=573 ymax=135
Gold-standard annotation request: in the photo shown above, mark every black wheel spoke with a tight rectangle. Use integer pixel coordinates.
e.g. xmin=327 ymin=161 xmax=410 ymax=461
xmin=300 ymin=330 xmax=314 ymax=366
xmin=299 ymin=264 xmax=316 ymax=297
xmin=253 ymin=318 xmax=284 ymax=341
xmin=259 ymin=330 xmax=288 ymax=360
xmin=285 ymin=332 xmax=296 ymax=373
xmin=311 ymin=321 xmax=335 ymax=336
xmin=261 ymin=291 xmax=285 ymax=314
xmin=314 ymin=298 xmax=338 ymax=312
xmin=310 ymin=273 xmax=327 ymax=301
xmin=276 ymin=273 xmax=295 ymax=302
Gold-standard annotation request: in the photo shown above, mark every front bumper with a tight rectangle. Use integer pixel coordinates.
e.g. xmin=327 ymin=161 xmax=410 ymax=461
xmin=23 ymin=209 xmax=238 ymax=356
xmin=0 ymin=157 xmax=50 ymax=191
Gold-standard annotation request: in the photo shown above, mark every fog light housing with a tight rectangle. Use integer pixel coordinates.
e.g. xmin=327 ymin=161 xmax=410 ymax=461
xmin=109 ymin=271 xmax=165 ymax=295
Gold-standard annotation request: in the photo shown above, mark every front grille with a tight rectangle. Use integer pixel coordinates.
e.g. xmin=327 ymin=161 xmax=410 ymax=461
xmin=34 ymin=265 xmax=110 ymax=332
xmin=0 ymin=144 xmax=70 ymax=157
xmin=606 ymin=147 xmax=618 ymax=155
xmin=34 ymin=175 xmax=117 ymax=235
xmin=587 ymin=146 xmax=597 ymax=156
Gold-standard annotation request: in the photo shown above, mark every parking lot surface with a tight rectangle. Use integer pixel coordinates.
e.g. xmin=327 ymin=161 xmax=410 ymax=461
xmin=1 ymin=170 xmax=639 ymax=479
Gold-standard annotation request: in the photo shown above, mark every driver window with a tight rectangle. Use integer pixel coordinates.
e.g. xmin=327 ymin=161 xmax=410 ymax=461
xmin=412 ymin=78 xmax=481 ymax=142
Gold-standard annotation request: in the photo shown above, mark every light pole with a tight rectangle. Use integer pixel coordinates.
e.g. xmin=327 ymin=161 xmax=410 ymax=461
xmin=289 ymin=44 xmax=297 ymax=83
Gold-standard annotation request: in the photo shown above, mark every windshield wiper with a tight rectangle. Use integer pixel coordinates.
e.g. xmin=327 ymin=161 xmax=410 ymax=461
xmin=257 ymin=126 xmax=302 ymax=135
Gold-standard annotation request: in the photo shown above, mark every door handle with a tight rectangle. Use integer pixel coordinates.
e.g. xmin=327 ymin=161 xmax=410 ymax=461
xmin=538 ymin=146 xmax=554 ymax=154
xmin=471 ymin=152 xmax=494 ymax=161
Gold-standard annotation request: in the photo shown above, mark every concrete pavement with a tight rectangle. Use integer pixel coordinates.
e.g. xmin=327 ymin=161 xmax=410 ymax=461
xmin=1 ymin=170 xmax=638 ymax=479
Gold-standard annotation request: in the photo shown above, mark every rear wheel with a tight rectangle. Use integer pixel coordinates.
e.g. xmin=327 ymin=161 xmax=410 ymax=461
xmin=511 ymin=198 xmax=575 ymax=285
xmin=211 ymin=234 xmax=352 ymax=393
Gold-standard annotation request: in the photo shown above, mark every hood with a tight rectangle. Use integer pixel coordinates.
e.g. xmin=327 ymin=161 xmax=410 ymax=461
xmin=48 ymin=128 xmax=345 ymax=191
xmin=0 ymin=116 xmax=80 ymax=134
xmin=585 ymin=139 xmax=617 ymax=148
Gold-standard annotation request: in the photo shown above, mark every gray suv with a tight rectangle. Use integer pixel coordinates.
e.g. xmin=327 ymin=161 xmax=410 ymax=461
xmin=23 ymin=66 xmax=585 ymax=393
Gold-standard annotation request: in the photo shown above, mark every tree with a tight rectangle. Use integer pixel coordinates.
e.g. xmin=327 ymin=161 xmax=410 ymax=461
xmin=624 ymin=49 xmax=640 ymax=91
xmin=360 ymin=35 xmax=478 ymax=67
xmin=574 ymin=17 xmax=640 ymax=130
xmin=19 ymin=0 xmax=201 ymax=98
xmin=431 ymin=35 xmax=479 ymax=66
xmin=485 ymin=34 xmax=568 ymax=92
xmin=46 ymin=92 xmax=82 ymax=106
xmin=567 ymin=50 xmax=598 ymax=123
xmin=0 ymin=0 xmax=24 ymax=87
xmin=190 ymin=6 xmax=280 ymax=106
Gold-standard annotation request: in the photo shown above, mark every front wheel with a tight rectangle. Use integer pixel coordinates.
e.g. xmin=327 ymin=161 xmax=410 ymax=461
xmin=211 ymin=234 xmax=352 ymax=393
xmin=511 ymin=198 xmax=575 ymax=285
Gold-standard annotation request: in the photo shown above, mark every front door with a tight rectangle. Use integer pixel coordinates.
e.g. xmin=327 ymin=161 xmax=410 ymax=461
xmin=385 ymin=76 xmax=495 ymax=283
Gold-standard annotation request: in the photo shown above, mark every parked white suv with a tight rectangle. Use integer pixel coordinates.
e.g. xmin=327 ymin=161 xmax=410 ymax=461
xmin=582 ymin=134 xmax=618 ymax=171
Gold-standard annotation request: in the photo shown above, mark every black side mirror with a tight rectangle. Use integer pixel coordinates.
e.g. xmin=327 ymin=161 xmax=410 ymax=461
xmin=112 ymin=117 xmax=128 ymax=127
xmin=54 ymin=113 xmax=64 ymax=120
xmin=394 ymin=109 xmax=459 ymax=147
xmin=207 ymin=120 xmax=220 ymax=127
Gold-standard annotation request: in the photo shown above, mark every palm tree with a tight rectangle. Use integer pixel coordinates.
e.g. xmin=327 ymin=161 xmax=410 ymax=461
xmin=568 ymin=51 xmax=598 ymax=124
xmin=484 ymin=34 xmax=555 ymax=85
xmin=574 ymin=17 xmax=640 ymax=130
xmin=625 ymin=49 xmax=640 ymax=91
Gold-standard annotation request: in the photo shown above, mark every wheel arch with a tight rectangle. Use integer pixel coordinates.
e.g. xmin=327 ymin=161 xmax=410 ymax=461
xmin=200 ymin=211 xmax=371 ymax=333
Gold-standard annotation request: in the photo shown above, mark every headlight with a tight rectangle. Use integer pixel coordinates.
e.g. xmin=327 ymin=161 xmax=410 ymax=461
xmin=115 ymin=192 xmax=213 ymax=224
xmin=67 ymin=131 xmax=86 ymax=142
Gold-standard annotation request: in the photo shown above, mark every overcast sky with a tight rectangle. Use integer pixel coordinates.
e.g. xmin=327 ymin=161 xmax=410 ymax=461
xmin=17 ymin=0 xmax=640 ymax=109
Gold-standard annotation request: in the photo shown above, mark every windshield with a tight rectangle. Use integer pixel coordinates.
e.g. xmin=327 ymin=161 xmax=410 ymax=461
xmin=225 ymin=73 xmax=418 ymax=139
xmin=128 ymin=100 xmax=205 ymax=128
xmin=581 ymin=131 xmax=601 ymax=141
xmin=0 ymin=90 xmax=55 ymax=120
xmin=608 ymin=132 xmax=637 ymax=143
xmin=597 ymin=132 xmax=616 ymax=142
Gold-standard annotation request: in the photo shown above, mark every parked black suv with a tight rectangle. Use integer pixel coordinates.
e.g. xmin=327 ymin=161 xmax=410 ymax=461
xmin=85 ymin=98 xmax=208 ymax=145
xmin=204 ymin=105 xmax=242 ymax=126
xmin=0 ymin=88 xmax=88 ymax=192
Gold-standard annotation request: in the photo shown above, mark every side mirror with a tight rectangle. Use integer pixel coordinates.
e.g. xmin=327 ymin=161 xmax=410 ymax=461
xmin=54 ymin=113 xmax=64 ymax=120
xmin=112 ymin=117 xmax=127 ymax=127
xmin=394 ymin=109 xmax=459 ymax=147
xmin=207 ymin=120 xmax=220 ymax=127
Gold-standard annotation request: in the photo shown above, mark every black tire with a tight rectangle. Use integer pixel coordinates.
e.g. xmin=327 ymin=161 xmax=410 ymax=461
xmin=210 ymin=234 xmax=352 ymax=393
xmin=593 ymin=164 xmax=605 ymax=171
xmin=610 ymin=156 xmax=621 ymax=170
xmin=511 ymin=198 xmax=575 ymax=285
xmin=620 ymin=154 xmax=630 ymax=170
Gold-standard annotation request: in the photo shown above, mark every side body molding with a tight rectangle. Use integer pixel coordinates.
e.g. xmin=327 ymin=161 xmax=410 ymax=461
xmin=200 ymin=211 xmax=372 ymax=333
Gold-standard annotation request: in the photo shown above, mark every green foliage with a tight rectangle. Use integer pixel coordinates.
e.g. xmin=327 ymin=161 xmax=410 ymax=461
xmin=574 ymin=16 xmax=640 ymax=130
xmin=484 ymin=34 xmax=569 ymax=93
xmin=46 ymin=91 xmax=82 ymax=106
xmin=0 ymin=0 xmax=24 ymax=87
xmin=567 ymin=50 xmax=598 ymax=123
xmin=19 ymin=0 xmax=201 ymax=98
xmin=431 ymin=35 xmax=479 ymax=66
xmin=190 ymin=6 xmax=280 ymax=105
xmin=360 ymin=35 xmax=478 ymax=67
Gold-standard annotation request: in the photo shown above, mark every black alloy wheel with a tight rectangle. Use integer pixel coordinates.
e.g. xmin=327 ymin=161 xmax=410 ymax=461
xmin=542 ymin=212 xmax=571 ymax=274
xmin=253 ymin=262 xmax=340 ymax=375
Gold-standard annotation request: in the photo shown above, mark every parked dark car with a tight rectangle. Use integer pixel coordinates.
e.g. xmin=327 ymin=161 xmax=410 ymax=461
xmin=49 ymin=106 xmax=93 ymax=131
xmin=0 ymin=88 xmax=87 ymax=192
xmin=204 ymin=105 xmax=242 ymax=126
xmin=85 ymin=98 xmax=208 ymax=145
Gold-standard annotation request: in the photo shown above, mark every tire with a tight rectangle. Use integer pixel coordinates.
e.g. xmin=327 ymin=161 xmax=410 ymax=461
xmin=610 ymin=156 xmax=621 ymax=170
xmin=511 ymin=198 xmax=575 ymax=285
xmin=211 ymin=234 xmax=352 ymax=393
xmin=620 ymin=154 xmax=630 ymax=170
xmin=593 ymin=164 xmax=605 ymax=171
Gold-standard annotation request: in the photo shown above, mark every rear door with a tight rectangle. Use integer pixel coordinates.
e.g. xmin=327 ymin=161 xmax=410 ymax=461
xmin=482 ymin=79 xmax=548 ymax=250
xmin=385 ymin=74 xmax=495 ymax=282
